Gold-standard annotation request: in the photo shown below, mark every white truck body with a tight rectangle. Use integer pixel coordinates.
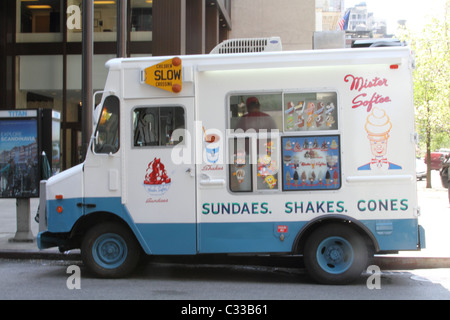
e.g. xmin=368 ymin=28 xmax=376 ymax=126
xmin=38 ymin=46 xmax=425 ymax=283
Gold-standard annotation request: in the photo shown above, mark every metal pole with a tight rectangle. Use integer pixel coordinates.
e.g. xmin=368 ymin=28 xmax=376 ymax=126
xmin=81 ymin=0 xmax=93 ymax=161
xmin=117 ymin=0 xmax=127 ymax=58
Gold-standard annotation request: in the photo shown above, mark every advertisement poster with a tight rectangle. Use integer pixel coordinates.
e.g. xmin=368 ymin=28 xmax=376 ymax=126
xmin=282 ymin=135 xmax=341 ymax=191
xmin=0 ymin=111 xmax=39 ymax=198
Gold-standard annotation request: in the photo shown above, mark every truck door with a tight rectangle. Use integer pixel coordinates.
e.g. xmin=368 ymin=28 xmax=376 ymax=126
xmin=124 ymin=97 xmax=196 ymax=254
xmin=84 ymin=95 xmax=122 ymax=213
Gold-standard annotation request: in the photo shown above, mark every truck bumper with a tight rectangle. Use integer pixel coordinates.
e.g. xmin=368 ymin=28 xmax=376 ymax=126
xmin=419 ymin=225 xmax=426 ymax=249
xmin=37 ymin=231 xmax=70 ymax=250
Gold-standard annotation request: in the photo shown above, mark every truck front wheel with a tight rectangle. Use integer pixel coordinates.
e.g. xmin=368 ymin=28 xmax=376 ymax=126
xmin=303 ymin=223 xmax=369 ymax=285
xmin=81 ymin=222 xmax=141 ymax=278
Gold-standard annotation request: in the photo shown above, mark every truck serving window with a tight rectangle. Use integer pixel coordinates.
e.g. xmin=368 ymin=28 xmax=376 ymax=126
xmin=133 ymin=106 xmax=185 ymax=147
xmin=228 ymin=91 xmax=340 ymax=193
xmin=228 ymin=93 xmax=282 ymax=193
xmin=94 ymin=95 xmax=120 ymax=154
xmin=229 ymin=136 xmax=280 ymax=192
xmin=283 ymin=92 xmax=338 ymax=132
xmin=229 ymin=94 xmax=282 ymax=132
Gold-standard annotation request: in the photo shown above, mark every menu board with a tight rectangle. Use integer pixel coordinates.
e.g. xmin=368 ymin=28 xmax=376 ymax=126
xmin=284 ymin=92 xmax=338 ymax=132
xmin=282 ymin=135 xmax=341 ymax=191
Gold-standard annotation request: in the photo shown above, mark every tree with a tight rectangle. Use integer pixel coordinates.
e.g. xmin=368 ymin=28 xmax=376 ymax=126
xmin=398 ymin=2 xmax=450 ymax=188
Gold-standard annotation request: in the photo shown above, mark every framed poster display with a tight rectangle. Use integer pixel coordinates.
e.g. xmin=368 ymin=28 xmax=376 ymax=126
xmin=282 ymin=135 xmax=341 ymax=191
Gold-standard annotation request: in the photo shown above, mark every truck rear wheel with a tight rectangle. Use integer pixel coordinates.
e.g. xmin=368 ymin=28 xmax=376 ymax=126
xmin=81 ymin=222 xmax=140 ymax=278
xmin=303 ymin=223 xmax=369 ymax=285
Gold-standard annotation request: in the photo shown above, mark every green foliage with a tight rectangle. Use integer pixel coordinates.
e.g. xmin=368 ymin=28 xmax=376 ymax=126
xmin=397 ymin=2 xmax=450 ymax=186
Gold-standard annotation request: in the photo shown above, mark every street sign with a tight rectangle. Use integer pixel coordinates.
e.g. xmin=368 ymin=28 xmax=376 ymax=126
xmin=144 ymin=57 xmax=182 ymax=93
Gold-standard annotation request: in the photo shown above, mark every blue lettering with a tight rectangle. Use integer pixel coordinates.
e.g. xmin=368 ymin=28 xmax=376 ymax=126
xmin=8 ymin=110 xmax=27 ymax=117
xmin=295 ymin=202 xmax=303 ymax=214
xmin=400 ymin=199 xmax=408 ymax=211
xmin=285 ymin=202 xmax=293 ymax=214
xmin=252 ymin=203 xmax=259 ymax=214
xmin=358 ymin=200 xmax=366 ymax=212
xmin=327 ymin=201 xmax=334 ymax=213
xmin=316 ymin=201 xmax=325 ymax=213
xmin=390 ymin=199 xmax=398 ymax=211
xmin=306 ymin=202 xmax=314 ymax=213
xmin=336 ymin=201 xmax=345 ymax=213
xmin=222 ymin=203 xmax=230 ymax=214
xmin=261 ymin=202 xmax=269 ymax=214
xmin=202 ymin=203 xmax=210 ymax=214
xmin=211 ymin=203 xmax=220 ymax=214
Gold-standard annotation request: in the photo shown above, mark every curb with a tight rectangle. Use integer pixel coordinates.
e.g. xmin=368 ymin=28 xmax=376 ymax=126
xmin=373 ymin=256 xmax=450 ymax=270
xmin=0 ymin=250 xmax=81 ymax=261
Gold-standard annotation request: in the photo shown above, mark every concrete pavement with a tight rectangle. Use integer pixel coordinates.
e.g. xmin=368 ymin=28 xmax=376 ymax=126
xmin=0 ymin=171 xmax=449 ymax=270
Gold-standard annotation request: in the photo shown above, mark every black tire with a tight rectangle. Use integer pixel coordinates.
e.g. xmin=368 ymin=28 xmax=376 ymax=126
xmin=81 ymin=222 xmax=141 ymax=278
xmin=303 ymin=223 xmax=369 ymax=285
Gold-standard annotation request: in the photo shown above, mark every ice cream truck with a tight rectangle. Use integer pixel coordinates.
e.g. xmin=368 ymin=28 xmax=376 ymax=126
xmin=38 ymin=41 xmax=425 ymax=284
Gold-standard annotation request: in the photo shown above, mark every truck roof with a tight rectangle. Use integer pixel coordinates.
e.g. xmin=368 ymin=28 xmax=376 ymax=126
xmin=105 ymin=47 xmax=412 ymax=73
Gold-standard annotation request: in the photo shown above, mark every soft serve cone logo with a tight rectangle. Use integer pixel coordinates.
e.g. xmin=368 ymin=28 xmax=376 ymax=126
xmin=358 ymin=107 xmax=401 ymax=171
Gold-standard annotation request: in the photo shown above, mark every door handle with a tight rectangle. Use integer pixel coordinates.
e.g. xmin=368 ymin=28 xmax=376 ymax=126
xmin=199 ymin=173 xmax=225 ymax=187
xmin=185 ymin=167 xmax=195 ymax=177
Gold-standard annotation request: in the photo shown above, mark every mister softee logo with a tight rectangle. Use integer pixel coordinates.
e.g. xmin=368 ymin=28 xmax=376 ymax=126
xmin=344 ymin=74 xmax=391 ymax=112
xmin=344 ymin=73 xmax=403 ymax=171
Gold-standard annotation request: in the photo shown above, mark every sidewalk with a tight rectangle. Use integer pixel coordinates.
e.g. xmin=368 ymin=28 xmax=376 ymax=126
xmin=0 ymin=171 xmax=449 ymax=269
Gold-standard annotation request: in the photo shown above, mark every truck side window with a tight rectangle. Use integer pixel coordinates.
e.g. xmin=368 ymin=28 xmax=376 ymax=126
xmin=94 ymin=95 xmax=120 ymax=154
xmin=229 ymin=137 xmax=280 ymax=192
xmin=256 ymin=138 xmax=279 ymax=190
xmin=228 ymin=93 xmax=281 ymax=193
xmin=229 ymin=94 xmax=281 ymax=132
xmin=133 ymin=106 xmax=185 ymax=147
xmin=229 ymin=138 xmax=252 ymax=192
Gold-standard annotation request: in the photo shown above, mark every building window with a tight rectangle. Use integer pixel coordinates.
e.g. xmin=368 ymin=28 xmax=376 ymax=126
xmin=131 ymin=0 xmax=153 ymax=42
xmin=17 ymin=0 xmax=63 ymax=43
xmin=67 ymin=0 xmax=117 ymax=42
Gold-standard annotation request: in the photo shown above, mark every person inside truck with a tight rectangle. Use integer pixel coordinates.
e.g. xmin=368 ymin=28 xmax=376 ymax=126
xmin=235 ymin=97 xmax=277 ymax=132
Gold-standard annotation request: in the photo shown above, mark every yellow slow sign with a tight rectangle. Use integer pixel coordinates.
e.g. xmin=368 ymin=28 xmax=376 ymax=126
xmin=144 ymin=57 xmax=182 ymax=93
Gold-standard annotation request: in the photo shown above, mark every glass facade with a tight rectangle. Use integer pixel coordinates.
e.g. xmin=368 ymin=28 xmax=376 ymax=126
xmin=14 ymin=0 xmax=155 ymax=170
xmin=1 ymin=0 xmax=231 ymax=170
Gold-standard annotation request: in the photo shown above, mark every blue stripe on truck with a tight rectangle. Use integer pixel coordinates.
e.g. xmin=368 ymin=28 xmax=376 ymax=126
xmin=40 ymin=197 xmax=421 ymax=253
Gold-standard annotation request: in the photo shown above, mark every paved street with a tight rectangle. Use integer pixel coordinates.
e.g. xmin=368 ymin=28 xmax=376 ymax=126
xmin=1 ymin=258 xmax=450 ymax=300
xmin=0 ymin=170 xmax=449 ymax=301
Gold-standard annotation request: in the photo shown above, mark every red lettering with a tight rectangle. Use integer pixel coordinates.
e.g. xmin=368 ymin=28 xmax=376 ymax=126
xmin=351 ymin=92 xmax=391 ymax=112
xmin=344 ymin=74 xmax=388 ymax=92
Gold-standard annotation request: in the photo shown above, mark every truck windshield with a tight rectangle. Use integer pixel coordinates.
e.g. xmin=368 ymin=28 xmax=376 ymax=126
xmin=94 ymin=95 xmax=120 ymax=154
